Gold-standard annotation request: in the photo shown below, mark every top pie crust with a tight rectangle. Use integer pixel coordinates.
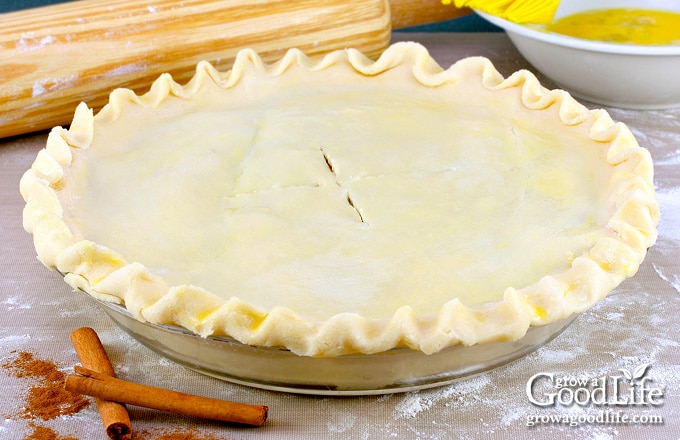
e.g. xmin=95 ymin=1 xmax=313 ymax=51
xmin=21 ymin=43 xmax=658 ymax=357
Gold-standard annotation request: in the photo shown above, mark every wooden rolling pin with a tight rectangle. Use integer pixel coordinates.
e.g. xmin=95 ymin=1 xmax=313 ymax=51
xmin=0 ymin=0 xmax=470 ymax=139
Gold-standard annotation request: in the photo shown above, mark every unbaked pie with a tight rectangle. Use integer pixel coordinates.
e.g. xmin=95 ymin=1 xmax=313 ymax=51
xmin=21 ymin=42 xmax=658 ymax=357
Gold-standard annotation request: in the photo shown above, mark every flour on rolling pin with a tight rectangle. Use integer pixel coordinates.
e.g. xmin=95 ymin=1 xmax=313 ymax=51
xmin=0 ymin=0 xmax=470 ymax=138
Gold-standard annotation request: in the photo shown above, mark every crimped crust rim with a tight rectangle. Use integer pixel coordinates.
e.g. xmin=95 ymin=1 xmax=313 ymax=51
xmin=21 ymin=42 xmax=659 ymax=356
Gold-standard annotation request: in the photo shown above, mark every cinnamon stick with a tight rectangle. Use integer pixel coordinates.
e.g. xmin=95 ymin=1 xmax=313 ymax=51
xmin=69 ymin=327 xmax=132 ymax=440
xmin=65 ymin=366 xmax=268 ymax=427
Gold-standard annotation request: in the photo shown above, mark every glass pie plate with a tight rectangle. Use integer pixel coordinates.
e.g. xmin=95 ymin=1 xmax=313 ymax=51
xmin=92 ymin=295 xmax=576 ymax=395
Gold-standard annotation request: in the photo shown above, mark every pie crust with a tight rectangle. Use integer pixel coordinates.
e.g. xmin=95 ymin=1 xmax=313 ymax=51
xmin=21 ymin=42 xmax=658 ymax=357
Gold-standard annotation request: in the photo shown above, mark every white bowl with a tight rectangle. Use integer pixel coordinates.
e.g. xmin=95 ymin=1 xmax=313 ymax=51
xmin=476 ymin=1 xmax=680 ymax=109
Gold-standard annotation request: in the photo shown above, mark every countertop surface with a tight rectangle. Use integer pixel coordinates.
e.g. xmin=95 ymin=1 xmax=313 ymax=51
xmin=1 ymin=32 xmax=679 ymax=440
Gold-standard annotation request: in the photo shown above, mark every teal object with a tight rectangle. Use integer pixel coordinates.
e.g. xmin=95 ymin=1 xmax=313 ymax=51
xmin=1 ymin=0 xmax=71 ymax=12
xmin=400 ymin=14 xmax=502 ymax=32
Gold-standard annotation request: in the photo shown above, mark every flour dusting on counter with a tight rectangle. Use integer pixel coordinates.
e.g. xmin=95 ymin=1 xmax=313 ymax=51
xmin=650 ymin=189 xmax=680 ymax=294
xmin=328 ymin=411 xmax=357 ymax=433
xmin=2 ymin=296 xmax=30 ymax=311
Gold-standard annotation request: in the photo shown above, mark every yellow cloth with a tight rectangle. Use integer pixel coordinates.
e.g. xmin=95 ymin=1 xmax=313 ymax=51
xmin=449 ymin=0 xmax=559 ymax=24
